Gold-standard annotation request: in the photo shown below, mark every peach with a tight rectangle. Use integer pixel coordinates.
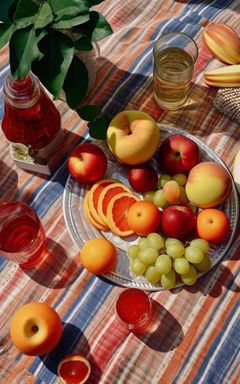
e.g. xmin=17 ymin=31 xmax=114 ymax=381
xmin=10 ymin=302 xmax=62 ymax=356
xmin=106 ymin=110 xmax=160 ymax=165
xmin=185 ymin=161 xmax=232 ymax=208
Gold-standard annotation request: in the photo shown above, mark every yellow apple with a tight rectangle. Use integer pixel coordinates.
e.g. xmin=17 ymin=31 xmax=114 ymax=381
xmin=185 ymin=161 xmax=232 ymax=208
xmin=106 ymin=110 xmax=160 ymax=165
xmin=10 ymin=302 xmax=63 ymax=356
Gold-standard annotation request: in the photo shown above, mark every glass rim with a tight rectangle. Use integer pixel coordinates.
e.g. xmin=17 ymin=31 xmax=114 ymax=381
xmin=153 ymin=31 xmax=199 ymax=61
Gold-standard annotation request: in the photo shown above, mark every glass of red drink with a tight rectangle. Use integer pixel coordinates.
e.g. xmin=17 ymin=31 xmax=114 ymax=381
xmin=116 ymin=288 xmax=153 ymax=333
xmin=0 ymin=201 xmax=46 ymax=268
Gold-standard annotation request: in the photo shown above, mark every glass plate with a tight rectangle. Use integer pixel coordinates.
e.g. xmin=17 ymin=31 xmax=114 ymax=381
xmin=63 ymin=125 xmax=239 ymax=291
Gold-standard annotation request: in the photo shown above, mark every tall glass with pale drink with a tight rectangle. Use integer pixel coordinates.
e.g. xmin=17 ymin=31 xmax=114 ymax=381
xmin=153 ymin=32 xmax=198 ymax=110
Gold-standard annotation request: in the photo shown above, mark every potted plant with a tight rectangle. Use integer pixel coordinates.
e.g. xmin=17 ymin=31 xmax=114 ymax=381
xmin=0 ymin=0 xmax=113 ymax=139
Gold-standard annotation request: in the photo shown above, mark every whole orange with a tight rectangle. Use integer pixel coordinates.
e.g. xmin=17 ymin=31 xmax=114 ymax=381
xmin=127 ymin=201 xmax=161 ymax=236
xmin=10 ymin=302 xmax=62 ymax=356
xmin=80 ymin=238 xmax=117 ymax=274
xmin=196 ymin=208 xmax=231 ymax=244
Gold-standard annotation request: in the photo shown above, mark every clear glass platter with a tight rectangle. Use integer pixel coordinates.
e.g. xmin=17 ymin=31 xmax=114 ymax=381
xmin=63 ymin=125 xmax=239 ymax=291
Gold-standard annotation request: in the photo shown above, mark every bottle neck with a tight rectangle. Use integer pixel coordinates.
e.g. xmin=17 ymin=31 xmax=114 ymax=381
xmin=3 ymin=73 xmax=40 ymax=109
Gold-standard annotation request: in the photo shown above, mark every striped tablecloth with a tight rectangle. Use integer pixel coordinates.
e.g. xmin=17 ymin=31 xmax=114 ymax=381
xmin=0 ymin=1 xmax=239 ymax=383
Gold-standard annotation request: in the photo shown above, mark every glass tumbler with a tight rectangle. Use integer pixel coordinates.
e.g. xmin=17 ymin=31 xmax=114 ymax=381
xmin=153 ymin=32 xmax=198 ymax=110
xmin=116 ymin=288 xmax=153 ymax=333
xmin=0 ymin=201 xmax=46 ymax=268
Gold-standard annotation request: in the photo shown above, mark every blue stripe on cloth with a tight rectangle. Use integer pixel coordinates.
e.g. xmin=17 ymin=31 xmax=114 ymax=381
xmin=192 ymin=299 xmax=240 ymax=384
xmin=29 ymin=275 xmax=114 ymax=383
xmin=172 ymin=289 xmax=240 ymax=384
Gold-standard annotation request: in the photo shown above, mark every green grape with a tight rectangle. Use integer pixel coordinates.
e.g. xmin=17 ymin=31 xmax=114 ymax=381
xmin=158 ymin=174 xmax=171 ymax=188
xmin=181 ymin=265 xmax=197 ymax=285
xmin=166 ymin=243 xmax=185 ymax=258
xmin=127 ymin=244 xmax=140 ymax=259
xmin=153 ymin=190 xmax=167 ymax=207
xmin=147 ymin=232 xmax=165 ymax=250
xmin=155 ymin=254 xmax=172 ymax=274
xmin=195 ymin=254 xmax=211 ymax=272
xmin=185 ymin=246 xmax=204 ymax=264
xmin=138 ymin=248 xmax=159 ymax=265
xmin=161 ymin=269 xmax=176 ymax=289
xmin=145 ymin=266 xmax=161 ymax=284
xmin=190 ymin=238 xmax=210 ymax=254
xmin=138 ymin=237 xmax=149 ymax=250
xmin=172 ymin=173 xmax=187 ymax=186
xmin=131 ymin=259 xmax=147 ymax=275
xmin=143 ymin=191 xmax=155 ymax=202
xmin=165 ymin=238 xmax=182 ymax=248
xmin=173 ymin=257 xmax=190 ymax=275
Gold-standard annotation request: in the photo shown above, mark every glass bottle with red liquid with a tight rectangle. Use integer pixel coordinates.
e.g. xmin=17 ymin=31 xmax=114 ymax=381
xmin=1 ymin=72 xmax=63 ymax=159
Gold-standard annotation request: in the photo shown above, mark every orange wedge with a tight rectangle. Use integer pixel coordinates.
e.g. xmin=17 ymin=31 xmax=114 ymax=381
xmin=88 ymin=178 xmax=117 ymax=226
xmin=107 ymin=192 xmax=140 ymax=237
xmin=83 ymin=191 xmax=109 ymax=231
xmin=97 ymin=182 xmax=131 ymax=225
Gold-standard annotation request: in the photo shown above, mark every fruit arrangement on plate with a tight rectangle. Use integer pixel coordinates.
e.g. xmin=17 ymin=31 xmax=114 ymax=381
xmin=64 ymin=110 xmax=239 ymax=291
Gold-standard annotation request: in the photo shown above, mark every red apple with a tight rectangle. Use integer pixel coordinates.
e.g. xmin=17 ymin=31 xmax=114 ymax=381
xmin=161 ymin=205 xmax=196 ymax=239
xmin=158 ymin=134 xmax=200 ymax=174
xmin=128 ymin=165 xmax=158 ymax=192
xmin=68 ymin=143 xmax=107 ymax=183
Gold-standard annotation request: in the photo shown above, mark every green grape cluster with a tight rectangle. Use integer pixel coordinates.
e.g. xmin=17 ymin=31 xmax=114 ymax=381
xmin=144 ymin=173 xmax=189 ymax=207
xmin=127 ymin=234 xmax=211 ymax=289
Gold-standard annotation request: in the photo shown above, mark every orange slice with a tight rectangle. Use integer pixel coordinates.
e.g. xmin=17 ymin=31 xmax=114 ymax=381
xmin=83 ymin=191 xmax=108 ymax=231
xmin=107 ymin=192 xmax=140 ymax=237
xmin=57 ymin=354 xmax=91 ymax=384
xmin=97 ymin=182 xmax=131 ymax=225
xmin=88 ymin=178 xmax=117 ymax=226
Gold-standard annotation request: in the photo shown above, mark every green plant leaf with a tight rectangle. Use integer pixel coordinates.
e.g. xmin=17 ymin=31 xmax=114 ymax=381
xmin=73 ymin=11 xmax=113 ymax=42
xmin=88 ymin=115 xmax=108 ymax=139
xmin=77 ymin=105 xmax=101 ymax=121
xmin=0 ymin=22 xmax=17 ymax=49
xmin=52 ymin=14 xmax=89 ymax=29
xmin=91 ymin=12 xmax=113 ymax=41
xmin=75 ymin=35 xmax=93 ymax=51
xmin=34 ymin=2 xmax=54 ymax=29
xmin=32 ymin=30 xmax=74 ymax=99
xmin=48 ymin=0 xmax=90 ymax=21
xmin=0 ymin=0 xmax=17 ymax=22
xmin=63 ymin=54 xmax=88 ymax=109
xmin=10 ymin=26 xmax=46 ymax=79
xmin=13 ymin=0 xmax=40 ymax=27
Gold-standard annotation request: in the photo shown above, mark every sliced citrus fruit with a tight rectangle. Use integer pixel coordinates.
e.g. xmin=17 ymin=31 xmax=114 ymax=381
xmin=83 ymin=191 xmax=108 ymax=231
xmin=57 ymin=354 xmax=91 ymax=384
xmin=107 ymin=192 xmax=140 ymax=237
xmin=97 ymin=182 xmax=131 ymax=225
xmin=88 ymin=178 xmax=117 ymax=226
xmin=232 ymin=147 xmax=240 ymax=194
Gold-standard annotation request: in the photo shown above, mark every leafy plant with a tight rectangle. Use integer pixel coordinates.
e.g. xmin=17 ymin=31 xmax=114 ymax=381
xmin=0 ymin=0 xmax=113 ymax=138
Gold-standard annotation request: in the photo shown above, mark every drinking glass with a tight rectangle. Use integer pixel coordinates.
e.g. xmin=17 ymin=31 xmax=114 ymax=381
xmin=0 ymin=201 xmax=46 ymax=268
xmin=153 ymin=32 xmax=198 ymax=110
xmin=116 ymin=288 xmax=153 ymax=333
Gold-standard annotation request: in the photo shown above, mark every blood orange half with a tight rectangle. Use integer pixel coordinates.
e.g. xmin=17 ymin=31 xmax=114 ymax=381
xmin=97 ymin=182 xmax=131 ymax=225
xmin=57 ymin=354 xmax=91 ymax=384
xmin=107 ymin=192 xmax=140 ymax=237
xmin=83 ymin=191 xmax=108 ymax=231
xmin=88 ymin=178 xmax=117 ymax=226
